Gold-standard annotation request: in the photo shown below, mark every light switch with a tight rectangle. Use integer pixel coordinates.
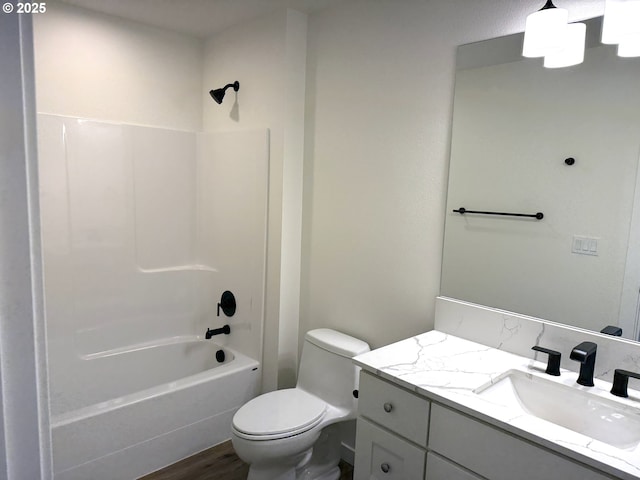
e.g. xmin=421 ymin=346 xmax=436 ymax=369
xmin=573 ymin=238 xmax=582 ymax=251
xmin=572 ymin=235 xmax=598 ymax=256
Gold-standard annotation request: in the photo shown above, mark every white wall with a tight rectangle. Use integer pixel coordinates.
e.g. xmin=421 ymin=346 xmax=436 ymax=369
xmin=202 ymin=9 xmax=307 ymax=390
xmin=300 ymin=0 xmax=605 ymax=351
xmin=33 ymin=1 xmax=203 ymax=131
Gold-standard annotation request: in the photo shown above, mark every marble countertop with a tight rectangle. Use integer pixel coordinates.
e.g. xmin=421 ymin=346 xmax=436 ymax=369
xmin=353 ymin=330 xmax=640 ymax=480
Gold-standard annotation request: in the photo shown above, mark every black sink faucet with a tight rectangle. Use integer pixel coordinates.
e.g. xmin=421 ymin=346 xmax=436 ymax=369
xmin=569 ymin=341 xmax=597 ymax=387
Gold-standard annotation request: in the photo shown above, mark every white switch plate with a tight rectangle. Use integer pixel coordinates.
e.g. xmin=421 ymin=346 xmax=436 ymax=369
xmin=572 ymin=235 xmax=599 ymax=256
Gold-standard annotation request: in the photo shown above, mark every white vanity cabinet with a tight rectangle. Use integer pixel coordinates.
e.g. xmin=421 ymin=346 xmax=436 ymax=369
xmin=354 ymin=371 xmax=617 ymax=480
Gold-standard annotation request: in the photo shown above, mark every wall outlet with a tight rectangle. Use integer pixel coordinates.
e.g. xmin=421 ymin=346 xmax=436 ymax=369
xmin=572 ymin=236 xmax=599 ymax=256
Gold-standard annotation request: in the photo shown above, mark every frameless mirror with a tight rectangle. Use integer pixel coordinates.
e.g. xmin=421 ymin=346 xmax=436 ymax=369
xmin=441 ymin=17 xmax=640 ymax=341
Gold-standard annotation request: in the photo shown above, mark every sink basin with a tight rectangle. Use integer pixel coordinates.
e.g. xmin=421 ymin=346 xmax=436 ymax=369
xmin=475 ymin=369 xmax=640 ymax=449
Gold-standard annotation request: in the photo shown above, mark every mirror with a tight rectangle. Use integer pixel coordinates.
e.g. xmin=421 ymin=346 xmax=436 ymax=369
xmin=441 ymin=17 xmax=640 ymax=341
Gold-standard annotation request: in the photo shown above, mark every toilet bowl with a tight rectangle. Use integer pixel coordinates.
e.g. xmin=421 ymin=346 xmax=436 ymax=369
xmin=230 ymin=328 xmax=370 ymax=480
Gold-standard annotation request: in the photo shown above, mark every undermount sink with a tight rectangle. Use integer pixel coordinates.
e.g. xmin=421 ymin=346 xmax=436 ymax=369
xmin=475 ymin=369 xmax=640 ymax=450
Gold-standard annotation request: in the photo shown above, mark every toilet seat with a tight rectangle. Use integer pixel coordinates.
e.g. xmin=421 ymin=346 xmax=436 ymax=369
xmin=232 ymin=389 xmax=327 ymax=441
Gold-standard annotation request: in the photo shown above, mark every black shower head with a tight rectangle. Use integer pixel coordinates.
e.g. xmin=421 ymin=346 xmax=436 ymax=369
xmin=209 ymin=81 xmax=240 ymax=104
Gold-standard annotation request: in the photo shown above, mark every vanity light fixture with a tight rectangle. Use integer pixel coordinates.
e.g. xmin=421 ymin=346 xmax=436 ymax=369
xmin=602 ymin=0 xmax=640 ymax=57
xmin=544 ymin=22 xmax=586 ymax=68
xmin=522 ymin=0 xmax=569 ymax=58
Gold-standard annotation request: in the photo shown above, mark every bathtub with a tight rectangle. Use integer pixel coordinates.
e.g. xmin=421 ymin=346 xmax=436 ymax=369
xmin=50 ymin=337 xmax=260 ymax=480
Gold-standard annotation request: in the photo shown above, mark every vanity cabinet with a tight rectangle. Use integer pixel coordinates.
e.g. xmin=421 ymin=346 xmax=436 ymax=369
xmin=354 ymin=371 xmax=616 ymax=480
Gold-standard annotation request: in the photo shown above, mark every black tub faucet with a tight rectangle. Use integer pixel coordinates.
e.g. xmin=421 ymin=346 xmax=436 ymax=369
xmin=570 ymin=341 xmax=597 ymax=387
xmin=205 ymin=325 xmax=230 ymax=339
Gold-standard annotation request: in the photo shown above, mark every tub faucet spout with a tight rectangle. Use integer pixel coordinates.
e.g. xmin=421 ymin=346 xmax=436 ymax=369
xmin=205 ymin=325 xmax=230 ymax=339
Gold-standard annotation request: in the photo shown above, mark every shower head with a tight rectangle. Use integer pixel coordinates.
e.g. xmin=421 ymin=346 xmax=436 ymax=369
xmin=210 ymin=81 xmax=240 ymax=104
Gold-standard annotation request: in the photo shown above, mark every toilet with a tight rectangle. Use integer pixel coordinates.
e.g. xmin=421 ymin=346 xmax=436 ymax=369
xmin=231 ymin=328 xmax=370 ymax=480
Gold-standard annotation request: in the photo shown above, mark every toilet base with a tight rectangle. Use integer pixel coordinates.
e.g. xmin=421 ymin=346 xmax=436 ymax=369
xmin=246 ymin=461 xmax=339 ymax=480
xmin=297 ymin=424 xmax=342 ymax=480
xmin=247 ymin=465 xmax=296 ymax=480
xmin=299 ymin=465 xmax=340 ymax=480
xmin=246 ymin=447 xmax=312 ymax=480
xmin=241 ymin=423 xmax=344 ymax=480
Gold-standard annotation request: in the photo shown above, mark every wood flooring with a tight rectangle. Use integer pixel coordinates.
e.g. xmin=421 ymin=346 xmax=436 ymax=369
xmin=139 ymin=440 xmax=354 ymax=480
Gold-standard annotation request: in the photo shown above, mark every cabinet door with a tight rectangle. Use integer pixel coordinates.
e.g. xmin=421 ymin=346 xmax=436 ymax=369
xmin=354 ymin=417 xmax=425 ymax=480
xmin=429 ymin=404 xmax=614 ymax=480
xmin=425 ymin=452 xmax=482 ymax=480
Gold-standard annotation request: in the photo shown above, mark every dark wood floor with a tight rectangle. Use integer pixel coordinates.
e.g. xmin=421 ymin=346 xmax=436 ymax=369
xmin=140 ymin=440 xmax=354 ymax=480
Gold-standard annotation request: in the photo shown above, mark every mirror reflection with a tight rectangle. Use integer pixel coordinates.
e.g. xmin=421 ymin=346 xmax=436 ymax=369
xmin=441 ymin=17 xmax=640 ymax=341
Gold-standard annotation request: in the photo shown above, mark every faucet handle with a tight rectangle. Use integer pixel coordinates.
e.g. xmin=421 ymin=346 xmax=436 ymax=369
xmin=532 ymin=345 xmax=561 ymax=376
xmin=611 ymin=369 xmax=640 ymax=397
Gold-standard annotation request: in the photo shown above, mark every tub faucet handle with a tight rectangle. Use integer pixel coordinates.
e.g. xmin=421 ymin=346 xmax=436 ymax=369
xmin=217 ymin=290 xmax=236 ymax=317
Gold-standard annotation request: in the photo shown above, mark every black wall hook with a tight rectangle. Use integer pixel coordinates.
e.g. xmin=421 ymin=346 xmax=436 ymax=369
xmin=217 ymin=290 xmax=236 ymax=317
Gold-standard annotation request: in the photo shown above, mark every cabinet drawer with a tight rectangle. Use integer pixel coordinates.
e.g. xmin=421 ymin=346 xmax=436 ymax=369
xmin=354 ymin=417 xmax=426 ymax=480
xmin=429 ymin=404 xmax=614 ymax=480
xmin=358 ymin=371 xmax=430 ymax=446
xmin=425 ymin=452 xmax=482 ymax=480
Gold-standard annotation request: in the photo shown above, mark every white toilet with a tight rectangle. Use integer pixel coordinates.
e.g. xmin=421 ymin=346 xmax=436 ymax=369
xmin=231 ymin=328 xmax=370 ymax=480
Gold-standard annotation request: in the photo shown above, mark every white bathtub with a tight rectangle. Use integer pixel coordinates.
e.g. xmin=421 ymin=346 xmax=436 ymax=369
xmin=50 ymin=338 xmax=260 ymax=480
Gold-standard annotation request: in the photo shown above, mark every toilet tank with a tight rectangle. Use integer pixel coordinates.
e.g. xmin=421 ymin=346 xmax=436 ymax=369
xmin=296 ymin=329 xmax=370 ymax=413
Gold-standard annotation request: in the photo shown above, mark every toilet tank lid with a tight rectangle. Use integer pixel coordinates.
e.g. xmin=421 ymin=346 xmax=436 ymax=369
xmin=305 ymin=328 xmax=370 ymax=358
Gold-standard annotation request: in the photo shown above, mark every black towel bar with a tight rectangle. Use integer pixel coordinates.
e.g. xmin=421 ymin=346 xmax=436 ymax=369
xmin=453 ymin=207 xmax=544 ymax=220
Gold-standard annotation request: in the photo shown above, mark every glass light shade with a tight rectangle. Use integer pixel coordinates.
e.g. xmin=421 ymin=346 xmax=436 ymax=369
xmin=602 ymin=0 xmax=640 ymax=44
xmin=523 ymin=6 xmax=569 ymax=58
xmin=618 ymin=33 xmax=640 ymax=56
xmin=544 ymin=23 xmax=586 ymax=68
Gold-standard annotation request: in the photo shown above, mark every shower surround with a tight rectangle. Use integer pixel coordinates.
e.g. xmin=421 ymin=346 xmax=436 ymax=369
xmin=38 ymin=114 xmax=269 ymax=479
